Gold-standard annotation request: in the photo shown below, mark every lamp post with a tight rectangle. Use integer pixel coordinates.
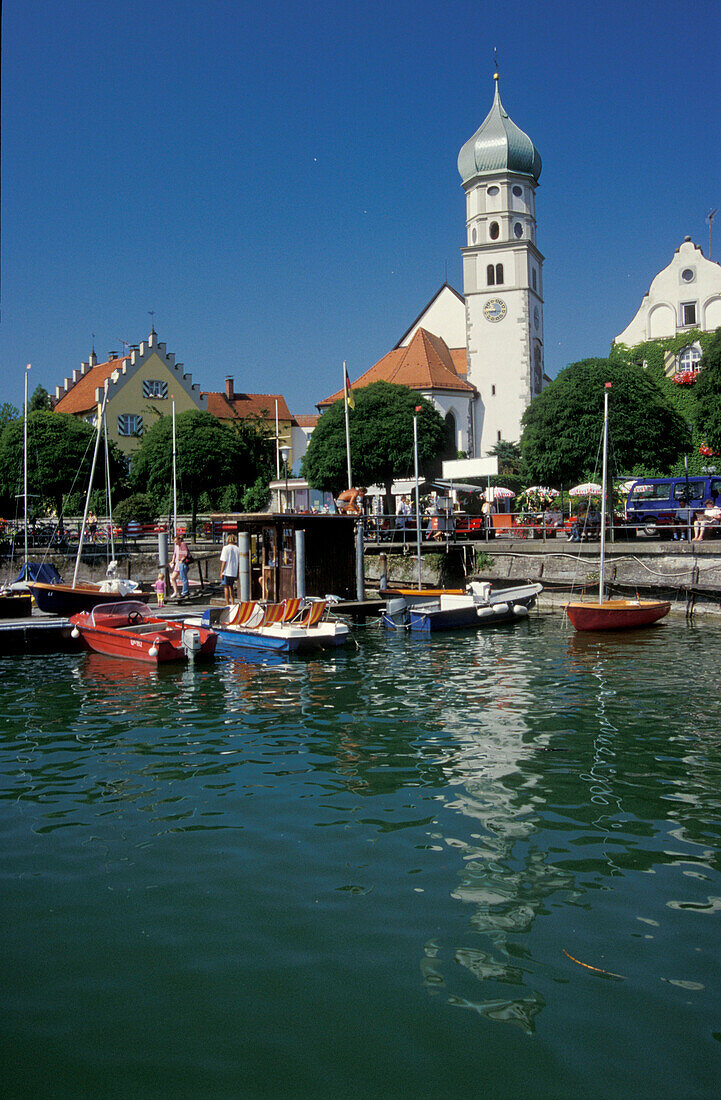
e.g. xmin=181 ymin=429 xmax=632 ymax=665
xmin=280 ymin=445 xmax=290 ymax=513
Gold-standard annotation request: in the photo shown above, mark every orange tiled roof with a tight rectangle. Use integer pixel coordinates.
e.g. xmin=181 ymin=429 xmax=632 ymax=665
xmin=204 ymin=391 xmax=293 ymax=421
xmin=318 ymin=328 xmax=474 ymax=408
xmin=54 ymin=357 xmax=129 ymax=415
xmin=293 ymin=414 xmax=320 ymax=428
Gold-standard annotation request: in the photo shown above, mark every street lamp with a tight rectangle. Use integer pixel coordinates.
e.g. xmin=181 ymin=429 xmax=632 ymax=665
xmin=280 ymin=445 xmax=290 ymax=513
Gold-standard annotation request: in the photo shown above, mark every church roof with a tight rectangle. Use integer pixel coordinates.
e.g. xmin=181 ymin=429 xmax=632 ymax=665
xmin=317 ymin=327 xmax=474 ymax=409
xmin=458 ymin=77 xmax=541 ymax=185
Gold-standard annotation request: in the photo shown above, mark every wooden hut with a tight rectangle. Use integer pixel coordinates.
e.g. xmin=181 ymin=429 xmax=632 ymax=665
xmin=220 ymin=514 xmax=356 ymax=601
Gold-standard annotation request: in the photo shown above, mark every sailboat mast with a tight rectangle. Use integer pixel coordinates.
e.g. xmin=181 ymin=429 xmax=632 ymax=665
xmin=23 ymin=364 xmax=30 ymax=573
xmin=599 ymin=384 xmax=611 ymax=604
xmin=103 ymin=415 xmax=115 ymax=562
xmin=413 ymin=409 xmax=421 ymax=591
xmin=172 ymin=399 xmax=178 ymax=537
xmin=73 ymin=387 xmax=108 ymax=587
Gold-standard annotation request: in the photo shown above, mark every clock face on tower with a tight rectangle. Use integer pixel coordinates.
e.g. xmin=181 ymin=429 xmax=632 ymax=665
xmin=484 ymin=298 xmax=507 ymax=323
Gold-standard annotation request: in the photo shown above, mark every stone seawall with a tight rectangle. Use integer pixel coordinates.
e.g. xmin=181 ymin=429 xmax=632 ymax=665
xmin=364 ymin=540 xmax=721 ymax=615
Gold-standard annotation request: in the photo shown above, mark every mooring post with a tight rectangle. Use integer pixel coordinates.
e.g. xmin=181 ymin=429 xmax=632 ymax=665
xmin=239 ymin=532 xmax=251 ymax=602
xmin=295 ymin=529 xmax=306 ymax=599
xmin=356 ymin=521 xmax=365 ymax=601
xmin=379 ymin=552 xmax=387 ymax=592
xmin=158 ymin=529 xmax=169 ymax=591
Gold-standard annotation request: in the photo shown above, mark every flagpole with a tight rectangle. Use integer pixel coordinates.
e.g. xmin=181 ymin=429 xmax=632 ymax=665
xmin=414 ymin=408 xmax=422 ymax=590
xmin=343 ymin=361 xmax=352 ymax=491
xmin=24 ymin=364 xmax=30 ymax=573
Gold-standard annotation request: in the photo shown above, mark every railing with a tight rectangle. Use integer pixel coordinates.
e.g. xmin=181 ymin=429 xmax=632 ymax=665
xmin=359 ymin=510 xmax=646 ymax=544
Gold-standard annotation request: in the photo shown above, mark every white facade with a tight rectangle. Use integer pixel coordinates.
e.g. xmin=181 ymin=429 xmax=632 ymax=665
xmin=458 ymin=79 xmax=544 ymax=456
xmin=614 ymin=238 xmax=721 ymax=345
xmin=397 ymin=284 xmax=467 ymax=350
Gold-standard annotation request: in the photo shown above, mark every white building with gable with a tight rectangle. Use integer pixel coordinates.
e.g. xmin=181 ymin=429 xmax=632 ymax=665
xmin=614 ymin=237 xmax=721 ymax=349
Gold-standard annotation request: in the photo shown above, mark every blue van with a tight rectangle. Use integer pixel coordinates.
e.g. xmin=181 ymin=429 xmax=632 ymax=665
xmin=625 ymin=475 xmax=721 ymax=536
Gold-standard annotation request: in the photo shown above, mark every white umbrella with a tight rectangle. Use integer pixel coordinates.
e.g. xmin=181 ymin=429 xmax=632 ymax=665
xmin=484 ymin=486 xmax=515 ymax=500
xmin=525 ymin=485 xmax=559 ymax=498
xmin=569 ymin=482 xmax=602 ymax=497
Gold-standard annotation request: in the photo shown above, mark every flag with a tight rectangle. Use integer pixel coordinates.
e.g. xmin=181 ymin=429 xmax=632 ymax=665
xmin=344 ymin=366 xmax=355 ymax=409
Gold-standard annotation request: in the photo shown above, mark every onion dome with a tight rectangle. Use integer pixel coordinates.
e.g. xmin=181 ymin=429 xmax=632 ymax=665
xmin=458 ymin=76 xmax=541 ymax=185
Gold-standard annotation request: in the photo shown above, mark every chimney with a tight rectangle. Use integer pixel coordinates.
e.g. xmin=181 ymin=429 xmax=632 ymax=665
xmin=225 ymin=376 xmax=234 ymax=400
xmin=108 ymin=351 xmax=117 ymax=360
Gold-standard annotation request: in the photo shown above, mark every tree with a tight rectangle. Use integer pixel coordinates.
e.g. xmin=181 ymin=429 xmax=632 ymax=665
xmin=130 ymin=410 xmax=274 ymax=531
xmin=693 ymin=329 xmax=721 ymax=453
xmin=0 ymin=403 xmax=20 ymax=434
xmin=520 ymin=358 xmax=691 ymax=486
xmin=28 ymin=385 xmax=52 ymax=412
xmin=0 ymin=411 xmax=127 ymax=520
xmin=301 ymin=382 xmax=447 ymax=509
xmin=486 ymin=439 xmax=523 ymax=476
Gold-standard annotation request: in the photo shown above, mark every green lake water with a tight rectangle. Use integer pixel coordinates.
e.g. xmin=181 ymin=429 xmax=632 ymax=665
xmin=2 ymin=615 xmax=721 ymax=1098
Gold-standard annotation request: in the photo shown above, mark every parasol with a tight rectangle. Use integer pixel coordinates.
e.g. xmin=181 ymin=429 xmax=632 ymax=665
xmin=525 ymin=485 xmax=559 ymax=498
xmin=569 ymin=482 xmax=602 ymax=497
xmin=484 ymin=486 xmax=516 ymax=500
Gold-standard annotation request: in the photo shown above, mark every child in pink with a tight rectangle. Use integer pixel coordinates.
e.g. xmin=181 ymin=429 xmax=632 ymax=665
xmin=154 ymin=572 xmax=166 ymax=607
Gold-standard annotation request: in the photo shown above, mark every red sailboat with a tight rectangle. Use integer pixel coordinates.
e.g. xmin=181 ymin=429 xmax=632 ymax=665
xmin=564 ymin=384 xmax=670 ymax=632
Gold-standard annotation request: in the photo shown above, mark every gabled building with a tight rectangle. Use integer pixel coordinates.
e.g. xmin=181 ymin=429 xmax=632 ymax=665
xmin=53 ymin=330 xmax=206 ymax=455
xmin=202 ymin=377 xmax=314 ymax=471
xmin=614 ymin=238 xmax=721 ymax=377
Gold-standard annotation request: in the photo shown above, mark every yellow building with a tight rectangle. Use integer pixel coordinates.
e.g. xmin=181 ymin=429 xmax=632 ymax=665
xmin=53 ymin=330 xmax=206 ymax=456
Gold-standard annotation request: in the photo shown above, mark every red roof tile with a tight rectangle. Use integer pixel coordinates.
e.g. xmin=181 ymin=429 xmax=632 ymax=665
xmin=318 ymin=328 xmax=474 ymax=408
xmin=204 ymin=391 xmax=293 ymax=421
xmin=54 ymin=357 xmax=129 ymax=415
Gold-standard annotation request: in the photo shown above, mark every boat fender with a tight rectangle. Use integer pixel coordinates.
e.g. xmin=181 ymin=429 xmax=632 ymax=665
xmin=512 ymin=604 xmax=529 ymax=617
xmin=476 ymin=606 xmax=495 ymax=619
xmin=71 ymin=626 xmax=80 ymax=639
xmin=492 ymin=603 xmax=509 ymax=615
xmin=148 ymin=638 xmax=160 ymax=658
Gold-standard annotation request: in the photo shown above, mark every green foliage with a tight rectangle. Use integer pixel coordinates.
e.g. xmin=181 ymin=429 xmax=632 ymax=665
xmin=0 ymin=410 xmax=128 ymax=517
xmin=28 ymin=385 xmax=52 ymax=412
xmin=301 ymin=383 xmax=447 ymax=502
xmin=486 ymin=438 xmax=522 ymax=474
xmin=0 ymin=403 xmax=20 ymax=434
xmin=692 ymin=330 xmax=721 ymax=453
xmin=520 ymin=358 xmax=690 ymax=486
xmin=130 ymin=409 xmax=274 ymax=530
xmin=113 ymin=493 xmax=157 ymax=525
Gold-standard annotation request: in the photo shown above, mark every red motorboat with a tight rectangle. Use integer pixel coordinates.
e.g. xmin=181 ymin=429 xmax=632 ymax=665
xmin=564 ymin=597 xmax=670 ymax=632
xmin=70 ymin=601 xmax=217 ymax=664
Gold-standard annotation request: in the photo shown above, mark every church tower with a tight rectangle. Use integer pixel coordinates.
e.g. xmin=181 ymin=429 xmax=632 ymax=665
xmin=458 ymin=73 xmax=544 ymax=457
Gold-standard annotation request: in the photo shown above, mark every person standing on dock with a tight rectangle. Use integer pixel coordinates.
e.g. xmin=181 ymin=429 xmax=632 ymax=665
xmin=219 ymin=533 xmax=239 ymax=605
xmin=171 ymin=534 xmax=190 ymax=598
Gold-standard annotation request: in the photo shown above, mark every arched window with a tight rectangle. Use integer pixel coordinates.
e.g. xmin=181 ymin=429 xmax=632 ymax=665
xmin=489 ymin=221 xmax=500 ymax=240
xmin=495 ymin=263 xmax=504 ymax=284
xmin=678 ymin=346 xmax=701 ymax=373
xmin=486 ymin=264 xmax=495 ymax=286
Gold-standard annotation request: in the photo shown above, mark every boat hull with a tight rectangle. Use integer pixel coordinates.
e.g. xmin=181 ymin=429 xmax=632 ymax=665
xmin=29 ymin=582 xmax=141 ymax=616
xmin=564 ymin=599 xmax=671 ymax=631
xmin=194 ymin=612 xmax=349 ymax=654
xmin=70 ymin=605 xmax=217 ymax=664
xmin=384 ymin=583 xmax=542 ymax=633
xmin=408 ymin=601 xmax=530 ymax=633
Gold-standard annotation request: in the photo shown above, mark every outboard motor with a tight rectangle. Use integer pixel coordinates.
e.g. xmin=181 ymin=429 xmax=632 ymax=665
xmin=182 ymin=628 xmax=202 ymax=658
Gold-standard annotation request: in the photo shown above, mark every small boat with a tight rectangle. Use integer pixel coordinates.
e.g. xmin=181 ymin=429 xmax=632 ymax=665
xmin=70 ymin=600 xmax=217 ymax=663
xmin=382 ymin=581 xmax=542 ymax=632
xmin=30 ymin=569 xmax=142 ymax=616
xmin=564 ymin=598 xmax=670 ymax=631
xmin=189 ymin=598 xmax=350 ymax=653
xmin=564 ymin=384 xmax=671 ymax=632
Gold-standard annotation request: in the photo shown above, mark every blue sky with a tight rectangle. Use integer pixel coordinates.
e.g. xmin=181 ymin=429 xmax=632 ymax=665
xmin=2 ymin=0 xmax=720 ymax=417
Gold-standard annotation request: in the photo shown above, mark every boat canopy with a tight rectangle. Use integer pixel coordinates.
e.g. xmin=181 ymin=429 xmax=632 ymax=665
xmin=88 ymin=600 xmax=153 ymax=627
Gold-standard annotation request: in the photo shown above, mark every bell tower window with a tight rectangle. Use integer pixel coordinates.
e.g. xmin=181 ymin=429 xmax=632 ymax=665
xmin=486 ymin=265 xmax=495 ymax=286
xmin=495 ymin=263 xmax=504 ymax=284
xmin=489 ymin=221 xmax=500 ymax=240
